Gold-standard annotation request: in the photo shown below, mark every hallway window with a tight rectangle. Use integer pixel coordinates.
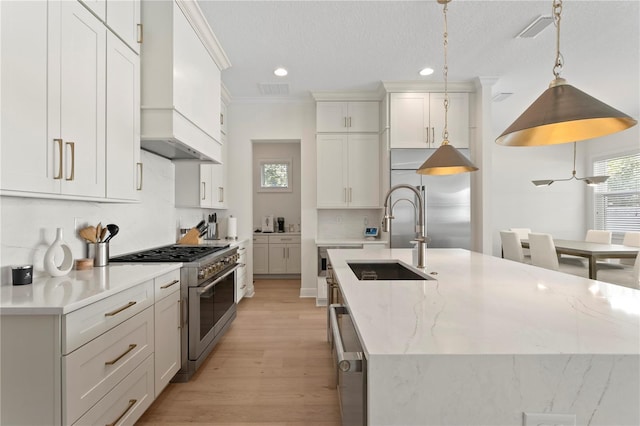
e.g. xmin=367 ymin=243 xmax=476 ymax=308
xmin=259 ymin=159 xmax=292 ymax=192
xmin=593 ymin=151 xmax=640 ymax=238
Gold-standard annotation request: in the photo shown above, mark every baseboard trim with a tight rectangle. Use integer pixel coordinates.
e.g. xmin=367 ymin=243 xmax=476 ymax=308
xmin=299 ymin=287 xmax=317 ymax=298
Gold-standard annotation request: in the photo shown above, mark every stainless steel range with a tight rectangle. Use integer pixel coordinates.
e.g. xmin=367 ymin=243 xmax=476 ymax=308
xmin=110 ymin=244 xmax=240 ymax=382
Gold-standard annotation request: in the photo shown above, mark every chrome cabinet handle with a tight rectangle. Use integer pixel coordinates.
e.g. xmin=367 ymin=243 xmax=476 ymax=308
xmin=432 ymin=127 xmax=435 ymax=146
xmin=54 ymin=139 xmax=63 ymax=180
xmin=65 ymin=141 xmax=75 ymax=181
xmin=425 ymin=127 xmax=430 ymax=145
xmin=106 ymin=399 xmax=137 ymax=426
xmin=348 ymin=117 xmax=352 ymax=128
xmin=137 ymin=23 xmax=143 ymax=43
xmin=104 ymin=301 xmax=136 ymax=317
xmin=105 ymin=344 xmax=137 ymax=366
xmin=349 ymin=187 xmax=352 ymax=203
xmin=136 ymin=162 xmax=143 ymax=190
xmin=218 ymin=187 xmax=224 ymax=202
xmin=201 ymin=182 xmax=206 ymax=200
xmin=160 ymin=279 xmax=179 ymax=289
xmin=343 ymin=117 xmax=347 ymax=128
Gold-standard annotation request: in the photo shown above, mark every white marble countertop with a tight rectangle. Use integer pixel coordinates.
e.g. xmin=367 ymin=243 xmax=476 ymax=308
xmin=0 ymin=263 xmax=182 ymax=315
xmin=253 ymin=232 xmax=301 ymax=236
xmin=328 ymin=248 xmax=640 ymax=356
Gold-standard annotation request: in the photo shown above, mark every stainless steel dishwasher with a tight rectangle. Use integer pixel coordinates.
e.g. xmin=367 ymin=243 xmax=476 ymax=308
xmin=329 ymin=304 xmax=366 ymax=426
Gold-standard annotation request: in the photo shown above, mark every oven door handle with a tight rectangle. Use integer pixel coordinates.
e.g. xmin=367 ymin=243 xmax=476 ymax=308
xmin=329 ymin=304 xmax=363 ymax=373
xmin=197 ymin=264 xmax=240 ymax=295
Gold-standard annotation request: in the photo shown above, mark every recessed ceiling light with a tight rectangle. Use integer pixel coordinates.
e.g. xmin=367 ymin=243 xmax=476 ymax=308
xmin=419 ymin=68 xmax=434 ymax=76
xmin=274 ymin=67 xmax=288 ymax=77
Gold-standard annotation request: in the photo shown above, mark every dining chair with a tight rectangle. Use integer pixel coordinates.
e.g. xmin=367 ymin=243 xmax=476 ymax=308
xmin=585 ymin=229 xmax=612 ymax=244
xmin=509 ymin=228 xmax=532 ymax=258
xmin=620 ymin=231 xmax=640 ymax=266
xmin=500 ymin=231 xmax=525 ymax=263
xmin=528 ymin=233 xmax=559 ymax=271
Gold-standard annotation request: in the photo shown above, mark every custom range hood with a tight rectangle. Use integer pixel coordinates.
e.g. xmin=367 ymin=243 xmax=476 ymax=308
xmin=139 ymin=0 xmax=231 ymax=162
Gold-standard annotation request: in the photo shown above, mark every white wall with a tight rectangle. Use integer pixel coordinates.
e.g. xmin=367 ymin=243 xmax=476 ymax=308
xmin=226 ymin=100 xmax=317 ymax=297
xmin=318 ymin=209 xmax=384 ymax=240
xmin=0 ymin=151 xmax=177 ymax=284
xmin=252 ymin=142 xmax=301 ymax=230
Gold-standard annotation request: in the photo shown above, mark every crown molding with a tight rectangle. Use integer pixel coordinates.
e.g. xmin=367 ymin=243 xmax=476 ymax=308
xmin=176 ymin=0 xmax=231 ymax=70
xmin=221 ymin=83 xmax=232 ymax=105
xmin=230 ymin=95 xmax=315 ymax=105
xmin=381 ymin=80 xmax=475 ymax=93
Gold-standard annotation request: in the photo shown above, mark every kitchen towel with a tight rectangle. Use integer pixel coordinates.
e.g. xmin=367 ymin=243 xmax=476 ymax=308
xmin=227 ymin=216 xmax=237 ymax=239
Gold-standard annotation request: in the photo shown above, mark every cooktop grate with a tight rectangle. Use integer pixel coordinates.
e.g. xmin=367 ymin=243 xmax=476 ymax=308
xmin=110 ymin=245 xmax=229 ymax=263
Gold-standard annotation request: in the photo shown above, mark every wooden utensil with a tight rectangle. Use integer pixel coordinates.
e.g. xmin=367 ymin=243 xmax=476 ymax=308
xmin=99 ymin=227 xmax=107 ymax=242
xmin=79 ymin=227 xmax=97 ymax=243
xmin=96 ymin=223 xmax=102 ymax=241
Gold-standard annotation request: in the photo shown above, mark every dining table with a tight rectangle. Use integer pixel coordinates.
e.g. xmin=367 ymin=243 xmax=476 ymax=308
xmin=521 ymin=239 xmax=639 ymax=280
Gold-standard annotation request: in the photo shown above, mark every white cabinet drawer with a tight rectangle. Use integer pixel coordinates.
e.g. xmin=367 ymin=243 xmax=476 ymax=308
xmin=63 ymin=280 xmax=153 ymax=354
xmin=269 ymin=235 xmax=301 ymax=244
xmin=72 ymin=354 xmax=154 ymax=426
xmin=63 ymin=307 xmax=154 ymax=424
xmin=154 ymin=269 xmax=181 ymax=302
xmin=253 ymin=235 xmax=269 ymax=244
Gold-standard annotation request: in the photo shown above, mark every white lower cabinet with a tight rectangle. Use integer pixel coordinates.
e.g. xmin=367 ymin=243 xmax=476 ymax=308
xmin=253 ymin=235 xmax=269 ymax=274
xmin=63 ymin=307 xmax=154 ymax=425
xmin=0 ymin=268 xmax=182 ymax=426
xmin=236 ymin=241 xmax=248 ymax=302
xmin=153 ymin=270 xmax=181 ymax=397
xmin=73 ymin=354 xmax=154 ymax=426
xmin=256 ymin=234 xmax=301 ymax=275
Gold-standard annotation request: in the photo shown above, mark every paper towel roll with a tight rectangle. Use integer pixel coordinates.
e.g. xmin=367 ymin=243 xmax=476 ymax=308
xmin=227 ymin=216 xmax=237 ymax=239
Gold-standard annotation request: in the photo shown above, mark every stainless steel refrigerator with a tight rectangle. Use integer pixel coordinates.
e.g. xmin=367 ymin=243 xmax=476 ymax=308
xmin=390 ymin=148 xmax=471 ymax=249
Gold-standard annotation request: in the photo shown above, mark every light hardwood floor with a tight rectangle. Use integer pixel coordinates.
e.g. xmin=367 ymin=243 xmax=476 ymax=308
xmin=137 ymin=279 xmax=340 ymax=425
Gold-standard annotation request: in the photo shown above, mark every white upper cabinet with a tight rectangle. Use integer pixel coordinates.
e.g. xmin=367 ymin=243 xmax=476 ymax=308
xmin=106 ymin=0 xmax=141 ymax=53
xmin=106 ymin=31 xmax=141 ymax=200
xmin=1 ymin=1 xmax=141 ymax=202
xmin=390 ymin=92 xmax=469 ymax=149
xmin=317 ymin=134 xmax=380 ymax=208
xmin=140 ymin=0 xmax=230 ymax=162
xmin=317 ymin=101 xmax=380 ymax=133
xmin=1 ymin=1 xmax=106 ymax=198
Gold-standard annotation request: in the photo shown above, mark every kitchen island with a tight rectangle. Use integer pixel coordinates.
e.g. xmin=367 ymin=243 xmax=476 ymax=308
xmin=328 ymin=248 xmax=640 ymax=426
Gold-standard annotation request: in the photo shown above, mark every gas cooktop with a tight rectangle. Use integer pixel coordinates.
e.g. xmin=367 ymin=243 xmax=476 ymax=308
xmin=110 ymin=244 xmax=230 ymax=263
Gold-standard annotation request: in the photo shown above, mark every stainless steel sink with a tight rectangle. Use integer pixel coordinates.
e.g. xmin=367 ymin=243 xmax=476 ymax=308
xmin=347 ymin=260 xmax=435 ymax=281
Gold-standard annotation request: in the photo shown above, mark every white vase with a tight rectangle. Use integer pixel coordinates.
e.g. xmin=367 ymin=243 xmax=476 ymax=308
xmin=44 ymin=228 xmax=74 ymax=277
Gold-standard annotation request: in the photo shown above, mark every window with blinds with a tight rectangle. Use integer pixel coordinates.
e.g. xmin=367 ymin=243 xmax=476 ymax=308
xmin=593 ymin=152 xmax=640 ymax=234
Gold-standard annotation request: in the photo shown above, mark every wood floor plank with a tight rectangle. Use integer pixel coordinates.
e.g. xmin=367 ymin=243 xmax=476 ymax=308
xmin=137 ymin=279 xmax=340 ymax=425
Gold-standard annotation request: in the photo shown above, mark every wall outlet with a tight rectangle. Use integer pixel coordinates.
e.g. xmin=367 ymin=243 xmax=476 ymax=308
xmin=523 ymin=412 xmax=576 ymax=426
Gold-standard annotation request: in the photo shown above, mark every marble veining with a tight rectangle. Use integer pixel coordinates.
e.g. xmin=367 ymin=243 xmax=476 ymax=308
xmin=328 ymin=248 xmax=639 ymax=425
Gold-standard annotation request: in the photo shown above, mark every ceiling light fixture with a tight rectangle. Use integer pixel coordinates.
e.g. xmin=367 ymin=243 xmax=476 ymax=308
xmin=273 ymin=67 xmax=288 ymax=77
xmin=531 ymin=142 xmax=609 ymax=187
xmin=417 ymin=0 xmax=478 ymax=175
xmin=419 ymin=67 xmax=434 ymax=76
xmin=496 ymin=0 xmax=637 ymax=147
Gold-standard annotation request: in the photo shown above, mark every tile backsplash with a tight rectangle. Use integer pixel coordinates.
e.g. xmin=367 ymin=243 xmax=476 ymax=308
xmin=317 ymin=209 xmax=384 ymax=240
xmin=0 ymin=151 xmax=178 ymax=284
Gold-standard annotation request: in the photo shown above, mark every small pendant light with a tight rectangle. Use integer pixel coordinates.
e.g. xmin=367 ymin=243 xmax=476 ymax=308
xmin=417 ymin=0 xmax=478 ymax=175
xmin=496 ymin=0 xmax=637 ymax=147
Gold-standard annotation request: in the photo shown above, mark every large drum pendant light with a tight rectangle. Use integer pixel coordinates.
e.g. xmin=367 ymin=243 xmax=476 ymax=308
xmin=496 ymin=0 xmax=637 ymax=147
xmin=417 ymin=0 xmax=478 ymax=175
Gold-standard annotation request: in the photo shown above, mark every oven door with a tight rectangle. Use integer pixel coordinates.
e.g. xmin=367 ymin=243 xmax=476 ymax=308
xmin=188 ymin=265 xmax=238 ymax=361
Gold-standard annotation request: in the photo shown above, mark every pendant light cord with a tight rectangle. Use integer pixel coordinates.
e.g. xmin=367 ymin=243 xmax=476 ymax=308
xmin=442 ymin=1 xmax=450 ymax=144
xmin=552 ymin=0 xmax=564 ymax=78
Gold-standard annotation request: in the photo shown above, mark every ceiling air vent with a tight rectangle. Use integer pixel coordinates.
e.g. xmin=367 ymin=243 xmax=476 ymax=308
xmin=258 ymin=83 xmax=290 ymax=96
xmin=516 ymin=15 xmax=553 ymax=39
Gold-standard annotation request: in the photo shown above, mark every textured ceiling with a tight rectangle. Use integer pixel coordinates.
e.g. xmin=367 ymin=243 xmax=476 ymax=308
xmin=199 ymin=0 xmax=639 ymax=116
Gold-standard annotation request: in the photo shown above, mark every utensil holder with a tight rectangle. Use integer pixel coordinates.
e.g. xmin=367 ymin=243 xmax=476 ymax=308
xmin=87 ymin=242 xmax=109 ymax=267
